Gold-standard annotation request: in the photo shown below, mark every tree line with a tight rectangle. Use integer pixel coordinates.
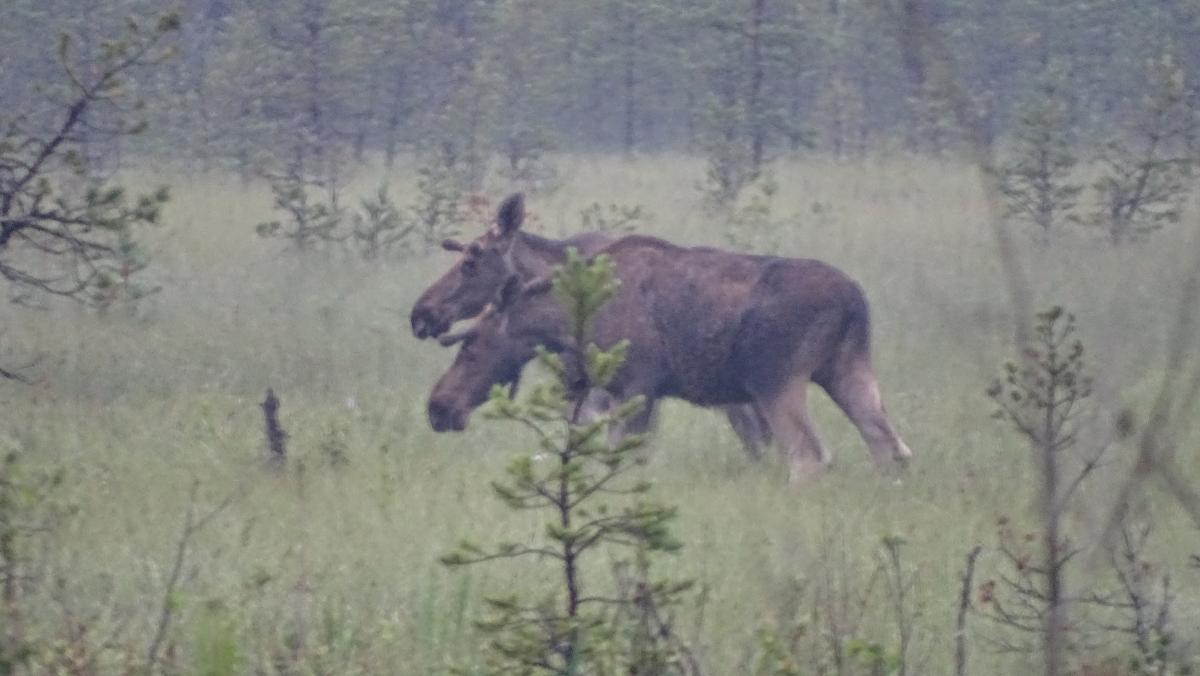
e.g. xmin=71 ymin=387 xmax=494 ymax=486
xmin=2 ymin=0 xmax=1198 ymax=178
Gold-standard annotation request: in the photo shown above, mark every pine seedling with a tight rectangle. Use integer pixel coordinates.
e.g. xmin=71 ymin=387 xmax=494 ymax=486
xmin=441 ymin=250 xmax=697 ymax=675
xmin=1000 ymin=62 xmax=1083 ymax=241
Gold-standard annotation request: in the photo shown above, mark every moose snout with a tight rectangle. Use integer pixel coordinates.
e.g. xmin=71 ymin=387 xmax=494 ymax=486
xmin=411 ymin=305 xmax=448 ymax=339
xmin=427 ymin=397 xmax=467 ymax=432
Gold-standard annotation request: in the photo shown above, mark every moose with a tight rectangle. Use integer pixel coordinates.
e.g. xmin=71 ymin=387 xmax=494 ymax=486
xmin=410 ymin=194 xmax=774 ymax=457
xmin=414 ymin=195 xmax=912 ymax=480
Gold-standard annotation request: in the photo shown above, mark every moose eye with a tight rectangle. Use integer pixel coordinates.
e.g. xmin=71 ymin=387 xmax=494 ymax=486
xmin=461 ymin=258 xmax=478 ymax=276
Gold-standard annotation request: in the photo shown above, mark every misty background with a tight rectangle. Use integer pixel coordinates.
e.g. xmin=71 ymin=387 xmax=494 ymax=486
xmin=2 ymin=2 xmax=1200 ymax=674
xmin=4 ymin=0 xmax=1197 ymax=174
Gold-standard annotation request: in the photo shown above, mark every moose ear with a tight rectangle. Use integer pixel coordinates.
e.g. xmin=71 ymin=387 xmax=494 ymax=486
xmin=442 ymin=238 xmax=466 ymax=252
xmin=522 ymin=277 xmax=552 ymax=297
xmin=495 ymin=193 xmax=524 ymax=237
xmin=496 ymin=275 xmax=523 ymax=310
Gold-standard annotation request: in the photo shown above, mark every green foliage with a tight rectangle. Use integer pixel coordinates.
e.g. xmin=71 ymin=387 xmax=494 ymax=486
xmin=441 ymin=251 xmax=696 ymax=675
xmin=1090 ymin=52 xmax=1196 ymax=245
xmin=1091 ymin=519 xmax=1190 ymax=676
xmin=976 ymin=512 xmax=1193 ymax=672
xmin=352 ymin=184 xmax=416 ymax=260
xmin=255 ymin=160 xmax=348 ymax=252
xmin=723 ymin=175 xmax=788 ymax=253
xmin=256 ymin=154 xmax=468 ymax=258
xmin=319 ymin=419 xmax=351 ymax=468
xmin=91 ymin=222 xmax=164 ymax=312
xmin=497 ymin=128 xmax=562 ymax=195
xmin=987 ymin=306 xmax=1091 ymax=441
xmin=1000 ymin=62 xmax=1084 ymax=240
xmin=0 ymin=11 xmax=176 ymax=306
xmin=412 ymin=152 xmax=467 ymax=249
xmin=577 ymin=203 xmax=650 ymax=236
xmin=753 ymin=535 xmax=914 ymax=676
xmin=690 ymin=0 xmax=808 ymax=202
xmin=7 ymin=0 xmax=1200 ymax=168
xmin=753 ymin=623 xmax=807 ymax=676
xmin=0 ymin=443 xmax=72 ymax=673
xmin=697 ymin=95 xmax=756 ymax=209
xmin=980 ymin=307 xmax=1192 ymax=671
xmin=4 ymin=156 xmax=1200 ymax=674
xmin=550 ymin=249 xmax=622 ymax=346
xmin=846 ymin=638 xmax=903 ymax=676
xmin=191 ymin=599 xmax=243 ymax=676
xmin=904 ymin=82 xmax=960 ymax=156
xmin=985 ymin=306 xmax=1095 ymax=574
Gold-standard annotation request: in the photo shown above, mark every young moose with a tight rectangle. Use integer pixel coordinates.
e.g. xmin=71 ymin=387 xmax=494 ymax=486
xmin=410 ymin=194 xmax=774 ymax=456
xmin=426 ymin=231 xmax=913 ymax=482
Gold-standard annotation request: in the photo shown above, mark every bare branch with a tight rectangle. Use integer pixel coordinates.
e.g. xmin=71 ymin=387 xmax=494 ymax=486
xmin=145 ymin=477 xmax=242 ymax=668
xmin=1102 ymin=227 xmax=1200 ymax=538
xmin=955 ymin=546 xmax=982 ymax=676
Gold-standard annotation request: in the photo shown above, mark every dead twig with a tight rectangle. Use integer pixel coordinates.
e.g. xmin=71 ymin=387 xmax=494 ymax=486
xmin=955 ymin=545 xmax=982 ymax=676
xmin=0 ymin=332 xmax=39 ymax=384
xmin=1101 ymin=228 xmax=1200 ymax=537
xmin=145 ymin=478 xmax=241 ymax=670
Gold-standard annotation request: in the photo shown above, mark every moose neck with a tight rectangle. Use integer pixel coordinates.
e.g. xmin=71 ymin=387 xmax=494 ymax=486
xmin=509 ymin=232 xmax=574 ymax=280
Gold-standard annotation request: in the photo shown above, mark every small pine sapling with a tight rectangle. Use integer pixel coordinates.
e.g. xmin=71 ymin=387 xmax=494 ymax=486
xmin=351 ymin=184 xmax=416 ymax=260
xmin=1090 ymin=53 xmax=1196 ymax=245
xmin=441 ymin=250 xmax=698 ymax=675
xmin=412 ymin=149 xmax=468 ymax=250
xmin=0 ymin=14 xmax=176 ymax=306
xmin=92 ymin=224 xmax=163 ymax=313
xmin=1079 ymin=516 xmax=1182 ymax=675
xmin=1000 ymin=62 xmax=1083 ymax=242
xmin=724 ymin=174 xmax=787 ymax=253
xmin=256 ymin=153 xmax=467 ymax=259
xmin=982 ymin=308 xmax=1192 ymax=673
xmin=255 ymin=157 xmax=348 ymax=252
xmin=983 ymin=307 xmax=1103 ymax=674
xmin=697 ymin=96 xmax=754 ymax=210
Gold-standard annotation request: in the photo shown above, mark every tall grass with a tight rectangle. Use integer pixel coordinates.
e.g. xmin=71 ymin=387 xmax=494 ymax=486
xmin=0 ymin=155 xmax=1196 ymax=674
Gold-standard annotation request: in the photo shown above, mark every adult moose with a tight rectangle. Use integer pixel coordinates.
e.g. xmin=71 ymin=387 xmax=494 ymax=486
xmin=410 ymin=194 xmax=773 ymax=456
xmin=426 ymin=234 xmax=913 ymax=482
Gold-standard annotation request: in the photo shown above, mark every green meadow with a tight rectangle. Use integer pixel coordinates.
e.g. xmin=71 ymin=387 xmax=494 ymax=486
xmin=2 ymin=155 xmax=1197 ymax=674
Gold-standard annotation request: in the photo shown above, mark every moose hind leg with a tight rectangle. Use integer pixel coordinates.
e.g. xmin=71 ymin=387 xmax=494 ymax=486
xmin=823 ymin=364 xmax=912 ymax=471
xmin=620 ymin=397 xmax=656 ymax=435
xmin=724 ymin=404 xmax=772 ymax=461
xmin=756 ymin=379 xmax=829 ymax=482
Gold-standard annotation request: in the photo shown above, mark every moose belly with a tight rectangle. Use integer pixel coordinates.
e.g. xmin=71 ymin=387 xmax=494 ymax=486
xmin=653 ymin=349 xmax=754 ymax=406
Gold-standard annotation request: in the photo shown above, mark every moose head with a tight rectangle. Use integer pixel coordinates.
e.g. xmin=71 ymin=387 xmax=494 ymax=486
xmin=409 ymin=194 xmax=527 ymax=340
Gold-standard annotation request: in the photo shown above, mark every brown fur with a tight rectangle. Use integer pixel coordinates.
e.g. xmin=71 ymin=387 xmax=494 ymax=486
xmin=427 ymin=233 xmax=913 ymax=481
xmin=411 ymin=194 xmax=773 ymax=456
xmin=410 ymin=195 xmax=611 ymax=340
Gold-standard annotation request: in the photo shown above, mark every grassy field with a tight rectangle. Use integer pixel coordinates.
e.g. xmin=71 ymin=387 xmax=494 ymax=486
xmin=1 ymin=155 xmax=1198 ymax=674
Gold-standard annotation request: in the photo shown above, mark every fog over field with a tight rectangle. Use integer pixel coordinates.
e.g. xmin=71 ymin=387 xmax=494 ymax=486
xmin=1 ymin=2 xmax=1199 ymax=675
